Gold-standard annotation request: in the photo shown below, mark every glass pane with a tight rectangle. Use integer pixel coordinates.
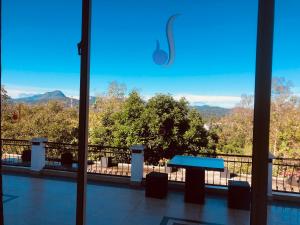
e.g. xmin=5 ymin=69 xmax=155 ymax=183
xmin=270 ymin=0 xmax=300 ymax=195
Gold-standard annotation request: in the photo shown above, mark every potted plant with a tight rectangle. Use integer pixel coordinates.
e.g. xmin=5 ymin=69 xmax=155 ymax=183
xmin=21 ymin=150 xmax=31 ymax=163
xmin=61 ymin=152 xmax=73 ymax=167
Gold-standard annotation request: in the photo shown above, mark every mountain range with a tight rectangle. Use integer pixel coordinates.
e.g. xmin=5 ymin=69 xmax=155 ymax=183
xmin=12 ymin=91 xmax=231 ymax=118
xmin=193 ymin=105 xmax=231 ymax=119
xmin=13 ymin=90 xmax=74 ymax=104
xmin=12 ymin=90 xmax=97 ymax=107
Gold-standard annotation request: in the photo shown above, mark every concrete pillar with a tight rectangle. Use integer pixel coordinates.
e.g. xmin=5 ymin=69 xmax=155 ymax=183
xmin=268 ymin=152 xmax=274 ymax=197
xmin=130 ymin=144 xmax=145 ymax=184
xmin=31 ymin=138 xmax=48 ymax=171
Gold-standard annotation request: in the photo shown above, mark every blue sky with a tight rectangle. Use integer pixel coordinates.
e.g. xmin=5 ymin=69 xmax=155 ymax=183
xmin=2 ymin=0 xmax=300 ymax=108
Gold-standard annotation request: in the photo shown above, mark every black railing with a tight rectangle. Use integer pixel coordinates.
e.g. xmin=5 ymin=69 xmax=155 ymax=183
xmin=45 ymin=142 xmax=78 ymax=171
xmin=272 ymin=157 xmax=300 ymax=193
xmin=1 ymin=139 xmax=31 ymax=167
xmin=1 ymin=139 xmax=299 ymax=194
xmin=87 ymin=145 xmax=131 ymax=177
xmin=143 ymin=151 xmax=253 ymax=187
xmin=44 ymin=141 xmax=131 ymax=176
xmin=204 ymin=153 xmax=253 ymax=186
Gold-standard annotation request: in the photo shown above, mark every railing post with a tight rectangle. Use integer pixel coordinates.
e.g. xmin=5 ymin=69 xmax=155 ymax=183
xmin=268 ymin=152 xmax=274 ymax=197
xmin=130 ymin=145 xmax=145 ymax=185
xmin=31 ymin=138 xmax=47 ymax=172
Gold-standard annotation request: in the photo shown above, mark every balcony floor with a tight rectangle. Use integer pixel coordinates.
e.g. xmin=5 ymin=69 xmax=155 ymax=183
xmin=2 ymin=173 xmax=300 ymax=225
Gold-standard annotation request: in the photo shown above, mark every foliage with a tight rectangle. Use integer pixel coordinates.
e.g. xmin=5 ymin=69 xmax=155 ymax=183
xmin=184 ymin=109 xmax=209 ymax=155
xmin=1 ymin=100 xmax=78 ymax=143
xmin=141 ymin=95 xmax=189 ymax=163
xmin=216 ymin=77 xmax=300 ymax=158
xmin=2 ymin=77 xmax=300 ymax=161
xmin=1 ymin=86 xmax=13 ymax=123
xmin=89 ymin=82 xmax=126 ymax=145
xmin=270 ymin=78 xmax=300 ymax=157
xmin=216 ymin=105 xmax=253 ymax=155
xmin=89 ymin=89 xmax=211 ymax=164
xmin=112 ymin=91 xmax=146 ymax=147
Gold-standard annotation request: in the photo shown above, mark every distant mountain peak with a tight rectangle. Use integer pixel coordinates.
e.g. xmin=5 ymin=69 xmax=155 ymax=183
xmin=46 ymin=90 xmax=66 ymax=98
xmin=12 ymin=90 xmax=96 ymax=107
xmin=13 ymin=90 xmax=73 ymax=105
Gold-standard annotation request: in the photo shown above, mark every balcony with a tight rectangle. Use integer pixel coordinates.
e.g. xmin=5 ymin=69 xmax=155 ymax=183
xmin=1 ymin=139 xmax=300 ymax=225
xmin=2 ymin=139 xmax=299 ymax=194
xmin=2 ymin=172 xmax=300 ymax=225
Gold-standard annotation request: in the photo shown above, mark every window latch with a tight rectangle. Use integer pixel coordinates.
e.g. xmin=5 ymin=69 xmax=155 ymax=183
xmin=77 ymin=41 xmax=83 ymax=55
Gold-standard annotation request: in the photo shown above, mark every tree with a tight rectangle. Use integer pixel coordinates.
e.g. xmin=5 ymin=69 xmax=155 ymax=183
xmin=89 ymin=110 xmax=115 ymax=145
xmin=141 ymin=95 xmax=189 ymax=163
xmin=2 ymin=101 xmax=78 ymax=143
xmin=216 ymin=77 xmax=300 ymax=158
xmin=1 ymin=86 xmax=10 ymax=108
xmin=184 ymin=109 xmax=209 ymax=155
xmin=112 ymin=91 xmax=146 ymax=147
xmin=217 ymin=95 xmax=253 ymax=154
xmin=270 ymin=77 xmax=300 ymax=157
xmin=1 ymin=86 xmax=12 ymax=121
xmin=89 ymin=82 xmax=126 ymax=145
xmin=1 ymin=86 xmax=18 ymax=137
xmin=93 ymin=81 xmax=126 ymax=113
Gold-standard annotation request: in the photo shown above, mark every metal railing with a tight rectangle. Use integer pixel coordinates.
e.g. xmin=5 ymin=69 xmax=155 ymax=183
xmin=1 ymin=139 xmax=31 ymax=167
xmin=44 ymin=141 xmax=131 ymax=176
xmin=45 ymin=142 xmax=78 ymax=171
xmin=204 ymin=153 xmax=253 ymax=186
xmin=143 ymin=152 xmax=253 ymax=187
xmin=87 ymin=145 xmax=131 ymax=177
xmin=1 ymin=139 xmax=299 ymax=194
xmin=272 ymin=157 xmax=300 ymax=193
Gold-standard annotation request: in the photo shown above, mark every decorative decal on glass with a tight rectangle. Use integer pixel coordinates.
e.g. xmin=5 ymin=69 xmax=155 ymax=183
xmin=153 ymin=14 xmax=180 ymax=67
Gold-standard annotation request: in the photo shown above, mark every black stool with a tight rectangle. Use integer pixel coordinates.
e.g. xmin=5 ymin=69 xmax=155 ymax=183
xmin=228 ymin=180 xmax=251 ymax=210
xmin=145 ymin=172 xmax=168 ymax=199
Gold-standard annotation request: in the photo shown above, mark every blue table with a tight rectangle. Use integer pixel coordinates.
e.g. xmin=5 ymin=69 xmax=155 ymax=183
xmin=168 ymin=155 xmax=224 ymax=204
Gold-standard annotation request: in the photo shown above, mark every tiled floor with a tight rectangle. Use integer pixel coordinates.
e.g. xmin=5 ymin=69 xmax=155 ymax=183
xmin=2 ymin=174 xmax=299 ymax=225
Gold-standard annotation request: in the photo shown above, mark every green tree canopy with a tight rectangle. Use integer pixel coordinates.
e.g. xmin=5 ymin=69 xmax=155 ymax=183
xmin=112 ymin=90 xmax=146 ymax=147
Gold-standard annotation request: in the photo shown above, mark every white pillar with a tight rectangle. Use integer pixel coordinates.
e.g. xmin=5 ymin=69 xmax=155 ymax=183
xmin=130 ymin=144 xmax=145 ymax=184
xmin=268 ymin=152 xmax=274 ymax=197
xmin=31 ymin=138 xmax=48 ymax=171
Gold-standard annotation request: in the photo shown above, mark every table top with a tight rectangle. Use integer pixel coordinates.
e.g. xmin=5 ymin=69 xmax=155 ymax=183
xmin=167 ymin=155 xmax=224 ymax=171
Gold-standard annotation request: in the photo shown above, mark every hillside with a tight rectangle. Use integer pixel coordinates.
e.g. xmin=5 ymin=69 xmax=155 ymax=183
xmin=193 ymin=105 xmax=231 ymax=119
xmin=12 ymin=90 xmax=91 ymax=107
xmin=13 ymin=90 xmax=70 ymax=103
xmin=12 ymin=91 xmax=231 ymax=118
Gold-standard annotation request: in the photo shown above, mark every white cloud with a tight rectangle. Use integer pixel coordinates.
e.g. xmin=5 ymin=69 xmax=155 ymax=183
xmin=143 ymin=93 xmax=241 ymax=108
xmin=173 ymin=94 xmax=241 ymax=108
xmin=3 ymin=84 xmax=241 ymax=108
xmin=3 ymin=85 xmax=49 ymax=98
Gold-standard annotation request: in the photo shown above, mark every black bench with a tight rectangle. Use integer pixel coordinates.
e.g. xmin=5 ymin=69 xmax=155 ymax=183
xmin=145 ymin=172 xmax=168 ymax=199
xmin=228 ymin=180 xmax=251 ymax=210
